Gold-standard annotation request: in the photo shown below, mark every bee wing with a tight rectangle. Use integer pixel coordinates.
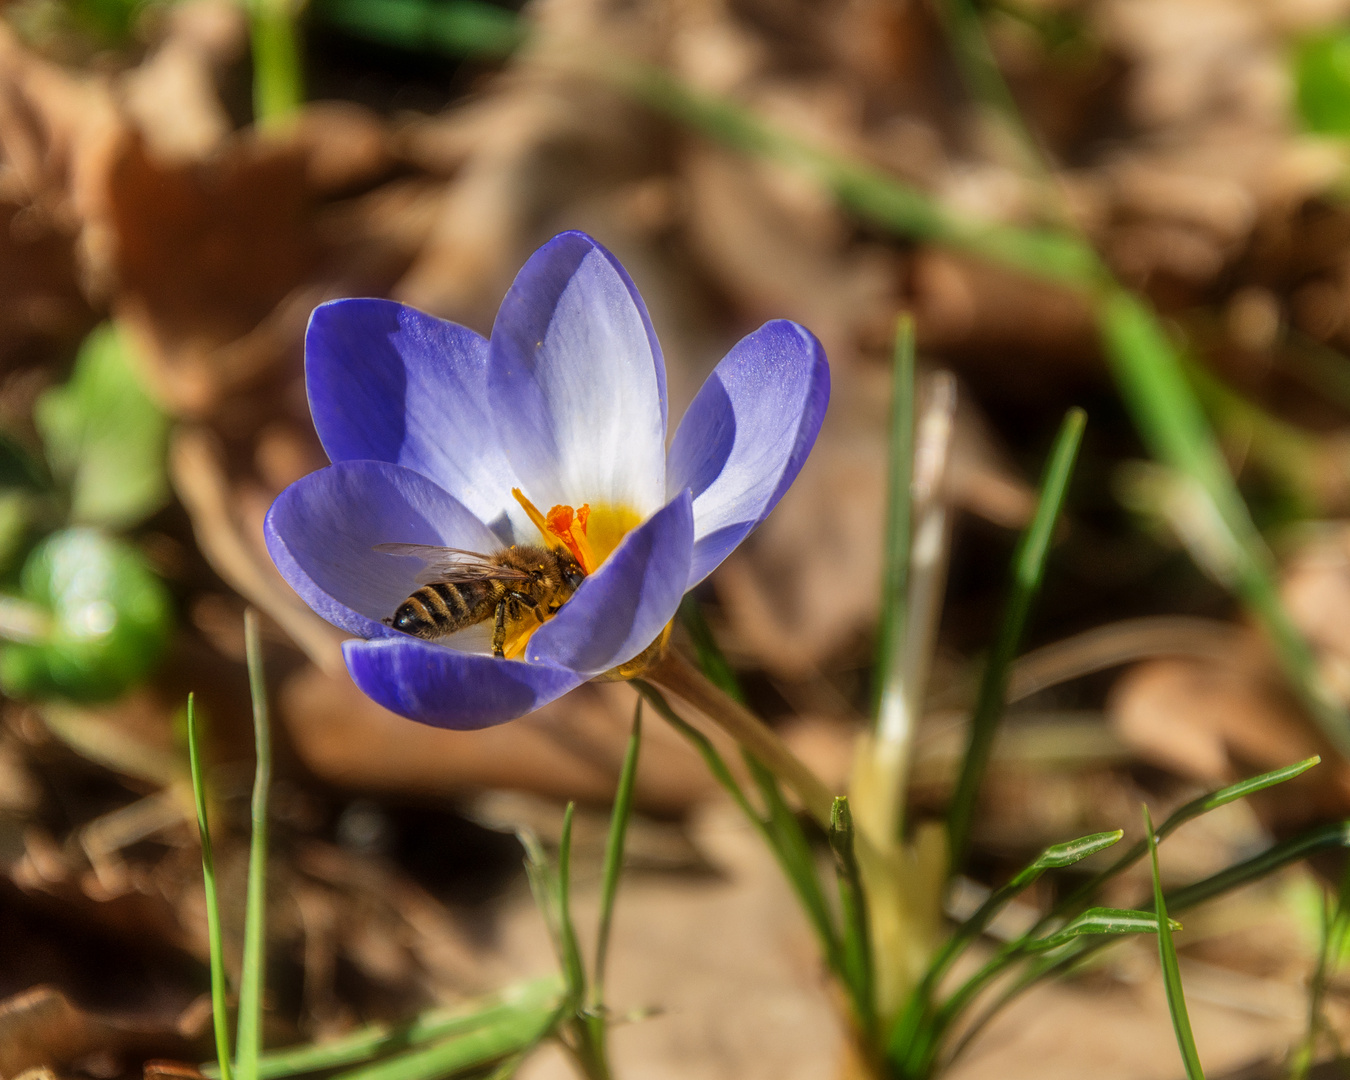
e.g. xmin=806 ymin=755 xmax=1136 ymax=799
xmin=372 ymin=542 xmax=476 ymax=568
xmin=373 ymin=543 xmax=532 ymax=586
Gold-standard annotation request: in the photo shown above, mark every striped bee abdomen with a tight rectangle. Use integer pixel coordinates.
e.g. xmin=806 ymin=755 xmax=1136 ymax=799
xmin=391 ymin=581 xmax=493 ymax=639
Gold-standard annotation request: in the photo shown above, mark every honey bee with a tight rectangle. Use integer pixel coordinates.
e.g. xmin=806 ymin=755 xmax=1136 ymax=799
xmin=375 ymin=542 xmax=587 ymax=659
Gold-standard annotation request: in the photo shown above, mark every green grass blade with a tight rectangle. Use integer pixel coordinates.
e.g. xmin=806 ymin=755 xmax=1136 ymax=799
xmin=887 ymin=828 xmax=1120 ymax=1067
xmin=947 ymin=408 xmax=1086 ymax=869
xmin=828 ymin=797 xmax=876 ymax=1037
xmin=1001 ymin=820 xmax=1350 ymax=993
xmin=518 ymin=815 xmax=590 ymax=1067
xmin=937 ymin=761 xmax=1325 ymax=1044
xmin=633 ymin=682 xmax=758 ymax=822
xmin=1101 ymin=293 xmax=1350 ymax=754
xmin=593 ymin=701 xmax=642 ymax=1003
xmin=187 ymin=693 xmax=234 ymax=1080
xmin=479 ymin=1053 xmax=526 ymax=1080
xmin=1146 ymin=806 xmax=1205 ymax=1080
xmin=1183 ymin=357 xmax=1322 ymax=515
xmin=1060 ymin=820 xmax=1350 ymax=964
xmin=678 ymin=599 xmax=839 ymax=957
xmin=554 ymin=801 xmax=614 ymax=1080
xmin=1041 ymin=757 xmax=1323 ymax=930
xmin=1163 ymin=756 xmax=1321 ymax=833
xmin=555 ymin=803 xmax=587 ymax=1006
xmin=617 ymin=65 xmax=1101 ymax=287
xmin=634 ymin=681 xmax=845 ymax=978
xmin=943 ymin=823 xmax=1350 ymax=1070
xmin=1026 ymin=831 xmax=1125 ymax=871
xmin=251 ymin=0 xmax=304 ymax=127
xmin=932 ymin=904 xmax=1175 ymax=1051
xmin=655 ymin=629 xmax=833 ymax=825
xmin=1166 ymin=821 xmax=1350 ymax=914
xmin=327 ymin=1000 xmax=561 ymax=1080
xmin=679 ymin=596 xmax=746 ymax=704
xmin=200 ymin=980 xmax=563 ymax=1078
xmin=519 ymin=830 xmax=565 ymax=964
xmin=315 ymin=0 xmax=525 ymax=58
xmin=745 ymin=754 xmax=842 ymax=973
xmin=520 ymin=819 xmax=610 ymax=1079
xmin=1030 ymin=907 xmax=1178 ymax=950
xmin=236 ymin=609 xmax=272 ymax=1079
xmin=873 ymin=314 xmax=916 ymax=725
xmin=931 ymin=0 xmax=1054 ymax=192
xmin=940 ymin=830 xmax=1123 ymax=970
xmin=1291 ymin=861 xmax=1350 ymax=1079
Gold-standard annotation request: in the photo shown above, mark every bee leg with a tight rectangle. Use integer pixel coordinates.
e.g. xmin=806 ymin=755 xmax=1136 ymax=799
xmin=492 ymin=599 xmax=509 ymax=659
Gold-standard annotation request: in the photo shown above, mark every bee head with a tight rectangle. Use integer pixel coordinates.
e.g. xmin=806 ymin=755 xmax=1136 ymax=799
xmin=562 ymin=560 xmax=586 ymax=591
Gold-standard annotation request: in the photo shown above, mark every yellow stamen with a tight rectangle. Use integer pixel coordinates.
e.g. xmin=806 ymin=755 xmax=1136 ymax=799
xmin=514 ymin=490 xmax=643 ymax=567
xmin=512 ymin=488 xmax=558 ymax=549
xmin=504 ymin=488 xmax=643 ymax=654
xmin=513 ymin=487 xmax=604 ymax=572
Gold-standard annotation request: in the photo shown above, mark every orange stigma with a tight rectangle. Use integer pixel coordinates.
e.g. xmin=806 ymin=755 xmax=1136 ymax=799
xmin=512 ymin=488 xmax=597 ymax=573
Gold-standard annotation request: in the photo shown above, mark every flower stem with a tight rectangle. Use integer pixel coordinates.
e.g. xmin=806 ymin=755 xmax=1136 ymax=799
xmin=567 ymin=1018 xmax=614 ymax=1080
xmin=644 ymin=648 xmax=835 ymax=828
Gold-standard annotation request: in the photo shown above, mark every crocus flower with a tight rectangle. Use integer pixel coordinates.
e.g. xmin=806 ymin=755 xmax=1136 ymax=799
xmin=265 ymin=231 xmax=829 ymax=729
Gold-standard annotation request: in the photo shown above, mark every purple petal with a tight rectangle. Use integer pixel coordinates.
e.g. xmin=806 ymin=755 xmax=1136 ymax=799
xmin=488 ymin=232 xmax=667 ymax=516
xmin=265 ymin=460 xmax=500 ymax=638
xmin=306 ymin=299 xmax=526 ymax=541
xmin=666 ymin=320 xmax=829 ymax=587
xmin=343 ymin=637 xmax=583 ymax=729
xmin=526 ymin=491 xmax=693 ymax=675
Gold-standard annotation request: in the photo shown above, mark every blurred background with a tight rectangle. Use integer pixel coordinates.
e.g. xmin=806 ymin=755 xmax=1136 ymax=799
xmin=7 ymin=0 xmax=1350 ymax=1074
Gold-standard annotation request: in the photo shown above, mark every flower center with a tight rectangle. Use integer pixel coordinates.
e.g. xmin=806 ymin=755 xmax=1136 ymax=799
xmin=511 ymin=489 xmax=641 ymax=575
xmin=493 ymin=489 xmax=641 ymax=661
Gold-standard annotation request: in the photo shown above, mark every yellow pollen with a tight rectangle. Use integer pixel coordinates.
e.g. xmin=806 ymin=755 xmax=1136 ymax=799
xmin=501 ymin=613 xmax=543 ymax=660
